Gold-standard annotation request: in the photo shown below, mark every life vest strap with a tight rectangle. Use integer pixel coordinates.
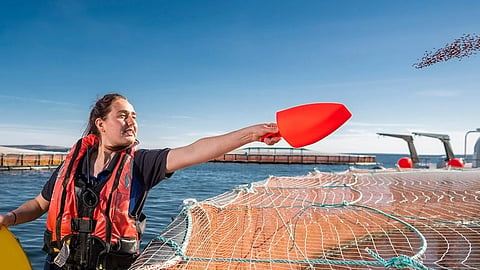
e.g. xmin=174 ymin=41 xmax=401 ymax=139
xmin=71 ymin=218 xmax=97 ymax=233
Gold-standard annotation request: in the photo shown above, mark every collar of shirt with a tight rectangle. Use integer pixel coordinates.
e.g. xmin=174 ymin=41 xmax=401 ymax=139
xmin=81 ymin=146 xmax=120 ymax=183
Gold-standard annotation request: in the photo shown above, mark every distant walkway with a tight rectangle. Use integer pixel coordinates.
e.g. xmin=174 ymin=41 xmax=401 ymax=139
xmin=1 ymin=146 xmax=377 ymax=170
xmin=210 ymin=147 xmax=376 ymax=165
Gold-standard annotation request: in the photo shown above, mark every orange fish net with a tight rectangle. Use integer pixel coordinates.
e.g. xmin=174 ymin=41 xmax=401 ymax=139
xmin=131 ymin=168 xmax=480 ymax=269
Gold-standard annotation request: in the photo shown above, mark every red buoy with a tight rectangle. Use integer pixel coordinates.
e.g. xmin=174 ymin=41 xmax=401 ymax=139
xmin=397 ymin=157 xmax=413 ymax=168
xmin=447 ymin=158 xmax=464 ymax=168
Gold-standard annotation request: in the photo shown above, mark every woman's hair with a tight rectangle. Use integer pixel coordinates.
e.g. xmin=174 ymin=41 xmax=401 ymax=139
xmin=83 ymin=93 xmax=127 ymax=137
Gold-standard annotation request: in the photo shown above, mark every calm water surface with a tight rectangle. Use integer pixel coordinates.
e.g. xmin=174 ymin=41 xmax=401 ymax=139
xmin=0 ymin=154 xmax=429 ymax=269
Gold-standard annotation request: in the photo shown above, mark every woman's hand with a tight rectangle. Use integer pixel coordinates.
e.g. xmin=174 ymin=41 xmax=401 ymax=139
xmin=0 ymin=212 xmax=16 ymax=227
xmin=251 ymin=123 xmax=281 ymax=145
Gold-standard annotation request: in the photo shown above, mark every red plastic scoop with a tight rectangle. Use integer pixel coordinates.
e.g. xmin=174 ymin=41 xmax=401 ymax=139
xmin=262 ymin=103 xmax=352 ymax=148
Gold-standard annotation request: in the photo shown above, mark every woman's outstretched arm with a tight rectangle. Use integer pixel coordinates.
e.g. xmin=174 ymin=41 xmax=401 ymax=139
xmin=166 ymin=123 xmax=280 ymax=173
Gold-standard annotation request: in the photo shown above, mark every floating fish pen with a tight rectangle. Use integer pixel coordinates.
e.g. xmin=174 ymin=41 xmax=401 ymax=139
xmin=0 ymin=147 xmax=375 ymax=170
xmin=211 ymin=147 xmax=376 ymax=165
xmin=0 ymin=153 xmax=67 ymax=170
xmin=131 ymin=167 xmax=480 ymax=270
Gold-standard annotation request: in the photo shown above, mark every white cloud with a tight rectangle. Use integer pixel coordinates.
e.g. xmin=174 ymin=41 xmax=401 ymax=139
xmin=415 ymin=90 xmax=460 ymax=97
xmin=0 ymin=95 xmax=77 ymax=106
xmin=169 ymin=115 xmax=195 ymax=120
xmin=0 ymin=124 xmax=77 ymax=146
xmin=349 ymin=121 xmax=423 ymax=128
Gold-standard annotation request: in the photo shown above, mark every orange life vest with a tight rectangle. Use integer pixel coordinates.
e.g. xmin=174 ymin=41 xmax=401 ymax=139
xmin=44 ymin=134 xmax=140 ymax=268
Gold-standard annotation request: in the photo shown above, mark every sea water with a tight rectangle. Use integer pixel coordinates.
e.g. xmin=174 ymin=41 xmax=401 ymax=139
xmin=0 ymin=154 xmax=438 ymax=269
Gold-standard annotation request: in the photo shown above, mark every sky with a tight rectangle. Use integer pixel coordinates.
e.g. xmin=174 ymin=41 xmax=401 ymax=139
xmin=1 ymin=0 xmax=480 ymax=155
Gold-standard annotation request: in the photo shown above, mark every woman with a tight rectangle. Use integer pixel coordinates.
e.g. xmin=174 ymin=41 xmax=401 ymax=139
xmin=0 ymin=93 xmax=280 ymax=269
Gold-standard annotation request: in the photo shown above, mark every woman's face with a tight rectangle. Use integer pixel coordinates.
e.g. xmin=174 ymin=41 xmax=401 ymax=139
xmin=96 ymin=98 xmax=138 ymax=150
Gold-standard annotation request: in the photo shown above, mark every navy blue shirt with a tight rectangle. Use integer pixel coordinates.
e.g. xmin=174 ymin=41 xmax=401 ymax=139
xmin=41 ymin=148 xmax=171 ymax=216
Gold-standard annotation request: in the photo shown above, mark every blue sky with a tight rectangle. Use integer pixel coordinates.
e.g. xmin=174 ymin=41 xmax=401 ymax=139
xmin=1 ymin=0 xmax=480 ymax=155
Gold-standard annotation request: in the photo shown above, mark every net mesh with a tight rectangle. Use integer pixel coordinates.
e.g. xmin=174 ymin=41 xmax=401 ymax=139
xmin=130 ymin=168 xmax=480 ymax=269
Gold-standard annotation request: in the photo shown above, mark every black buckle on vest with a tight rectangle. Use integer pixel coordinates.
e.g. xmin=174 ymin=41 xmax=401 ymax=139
xmin=71 ymin=218 xmax=97 ymax=233
xmin=82 ymin=187 xmax=99 ymax=208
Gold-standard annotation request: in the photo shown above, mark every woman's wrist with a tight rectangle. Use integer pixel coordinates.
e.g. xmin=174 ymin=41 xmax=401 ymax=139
xmin=8 ymin=211 xmax=17 ymax=226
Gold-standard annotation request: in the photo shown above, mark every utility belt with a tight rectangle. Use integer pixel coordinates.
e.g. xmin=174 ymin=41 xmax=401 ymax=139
xmin=43 ymin=229 xmax=140 ymax=270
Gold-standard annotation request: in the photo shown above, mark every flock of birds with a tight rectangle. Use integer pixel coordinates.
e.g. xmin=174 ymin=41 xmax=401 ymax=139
xmin=413 ymin=33 xmax=480 ymax=69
